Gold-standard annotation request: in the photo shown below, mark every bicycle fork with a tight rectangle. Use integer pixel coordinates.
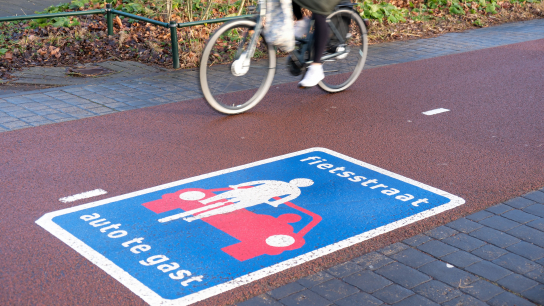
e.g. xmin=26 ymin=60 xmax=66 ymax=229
xmin=231 ymin=0 xmax=266 ymax=76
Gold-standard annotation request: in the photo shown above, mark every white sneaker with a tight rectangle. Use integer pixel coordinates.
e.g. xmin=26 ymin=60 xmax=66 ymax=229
xmin=294 ymin=17 xmax=310 ymax=38
xmin=298 ymin=64 xmax=324 ymax=88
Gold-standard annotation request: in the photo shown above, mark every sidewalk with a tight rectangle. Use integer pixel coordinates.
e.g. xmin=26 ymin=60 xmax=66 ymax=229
xmin=2 ymin=18 xmax=544 ymax=132
xmin=239 ymin=190 xmax=544 ymax=306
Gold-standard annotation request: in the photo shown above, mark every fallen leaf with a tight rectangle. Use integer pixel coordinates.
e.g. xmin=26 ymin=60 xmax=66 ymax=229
xmin=115 ymin=16 xmax=123 ymax=29
xmin=37 ymin=48 xmax=47 ymax=56
xmin=4 ymin=52 xmax=13 ymax=61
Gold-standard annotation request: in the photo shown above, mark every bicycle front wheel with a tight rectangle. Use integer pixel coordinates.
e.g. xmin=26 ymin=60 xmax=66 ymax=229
xmin=318 ymin=8 xmax=368 ymax=93
xmin=199 ymin=19 xmax=276 ymax=115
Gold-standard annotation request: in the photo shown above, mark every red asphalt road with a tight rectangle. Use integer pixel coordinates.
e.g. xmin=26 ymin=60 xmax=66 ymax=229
xmin=1 ymin=38 xmax=544 ymax=306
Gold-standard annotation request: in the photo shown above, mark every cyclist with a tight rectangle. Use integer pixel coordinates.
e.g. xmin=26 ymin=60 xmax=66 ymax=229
xmin=292 ymin=0 xmax=341 ymax=87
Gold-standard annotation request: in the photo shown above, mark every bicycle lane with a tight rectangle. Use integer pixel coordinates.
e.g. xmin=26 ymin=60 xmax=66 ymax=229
xmin=1 ymin=38 xmax=544 ymax=306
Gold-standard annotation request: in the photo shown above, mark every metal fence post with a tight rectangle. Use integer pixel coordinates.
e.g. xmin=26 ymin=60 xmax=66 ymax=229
xmin=170 ymin=21 xmax=180 ymax=69
xmin=106 ymin=3 xmax=113 ymax=36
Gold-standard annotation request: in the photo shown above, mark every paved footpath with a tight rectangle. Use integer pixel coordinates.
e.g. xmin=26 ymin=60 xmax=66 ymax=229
xmin=2 ymin=19 xmax=544 ymax=306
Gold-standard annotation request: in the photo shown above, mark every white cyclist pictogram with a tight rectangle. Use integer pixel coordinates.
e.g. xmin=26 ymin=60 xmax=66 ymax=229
xmin=159 ymin=178 xmax=314 ymax=223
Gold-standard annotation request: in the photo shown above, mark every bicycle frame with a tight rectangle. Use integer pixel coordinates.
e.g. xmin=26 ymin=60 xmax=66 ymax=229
xmin=241 ymin=0 xmax=350 ymax=70
xmin=232 ymin=0 xmax=267 ymax=70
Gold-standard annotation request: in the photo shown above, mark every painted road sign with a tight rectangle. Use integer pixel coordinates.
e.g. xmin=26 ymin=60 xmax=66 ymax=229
xmin=36 ymin=148 xmax=465 ymax=306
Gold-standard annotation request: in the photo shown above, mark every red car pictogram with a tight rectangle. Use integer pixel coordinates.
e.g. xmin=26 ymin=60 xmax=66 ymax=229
xmin=143 ymin=187 xmax=321 ymax=261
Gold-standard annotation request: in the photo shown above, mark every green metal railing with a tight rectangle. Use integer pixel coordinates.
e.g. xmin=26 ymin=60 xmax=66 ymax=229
xmin=0 ymin=4 xmax=253 ymax=69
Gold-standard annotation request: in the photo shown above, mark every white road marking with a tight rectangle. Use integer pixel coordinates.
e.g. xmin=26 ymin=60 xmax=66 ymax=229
xmin=59 ymin=189 xmax=108 ymax=203
xmin=422 ymin=108 xmax=450 ymax=115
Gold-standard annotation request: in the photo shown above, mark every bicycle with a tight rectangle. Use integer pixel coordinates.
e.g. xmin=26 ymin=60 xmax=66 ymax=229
xmin=199 ymin=0 xmax=369 ymax=115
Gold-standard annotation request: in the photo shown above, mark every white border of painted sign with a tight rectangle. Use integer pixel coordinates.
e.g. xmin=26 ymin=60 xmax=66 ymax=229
xmin=36 ymin=147 xmax=465 ymax=306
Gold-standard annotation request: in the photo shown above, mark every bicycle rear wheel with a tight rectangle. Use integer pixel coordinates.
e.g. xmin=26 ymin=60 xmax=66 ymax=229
xmin=318 ymin=9 xmax=368 ymax=93
xmin=199 ymin=19 xmax=276 ymax=115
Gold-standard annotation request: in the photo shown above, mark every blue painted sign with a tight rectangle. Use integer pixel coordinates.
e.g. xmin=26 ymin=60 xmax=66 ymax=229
xmin=37 ymin=148 xmax=464 ymax=305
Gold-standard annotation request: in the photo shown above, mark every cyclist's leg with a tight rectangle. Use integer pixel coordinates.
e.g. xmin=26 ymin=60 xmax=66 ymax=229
xmin=299 ymin=13 xmax=329 ymax=87
xmin=312 ymin=13 xmax=329 ymax=64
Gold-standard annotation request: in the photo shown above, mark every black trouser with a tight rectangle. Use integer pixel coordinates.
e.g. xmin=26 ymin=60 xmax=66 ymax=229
xmin=292 ymin=2 xmax=329 ymax=64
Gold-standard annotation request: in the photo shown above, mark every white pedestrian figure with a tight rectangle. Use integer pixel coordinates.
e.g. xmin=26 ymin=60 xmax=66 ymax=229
xmin=183 ymin=178 xmax=314 ymax=222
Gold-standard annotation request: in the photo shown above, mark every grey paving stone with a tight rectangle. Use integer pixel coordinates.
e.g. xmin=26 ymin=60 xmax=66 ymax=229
xmin=525 ymin=267 xmax=544 ymax=284
xmin=389 ymin=248 xmax=436 ymax=269
xmin=19 ymin=115 xmax=49 ymax=123
xmin=268 ymin=282 xmax=305 ymax=299
xmin=113 ymin=105 xmax=137 ymax=111
xmin=479 ymin=215 xmax=522 ymax=232
xmin=493 ymin=253 xmax=540 ymax=274
xmin=335 ymin=292 xmax=383 ymax=306
xmin=465 ymin=261 xmax=513 ymax=281
xmin=424 ymin=226 xmax=459 ymax=239
xmin=32 ymin=108 xmax=60 ymax=116
xmin=446 ymin=218 xmax=483 ymax=233
xmin=487 ymin=292 xmax=536 ymax=306
xmin=412 ymin=280 xmax=462 ymax=303
xmin=237 ymin=294 xmax=284 ymax=306
xmin=502 ymin=210 xmax=540 ymax=224
xmin=459 ymin=279 xmax=505 ymax=301
xmin=442 ymin=294 xmax=488 ymax=306
xmin=486 ymin=204 xmax=514 ymax=215
xmin=29 ymin=120 xmax=54 ymax=127
xmin=326 ymin=261 xmax=363 ymax=278
xmin=5 ymin=110 xmax=37 ymax=118
xmin=524 ymin=191 xmax=544 ymax=204
xmin=0 ymin=115 xmax=17 ymax=123
xmin=379 ymin=242 xmax=409 ymax=256
xmin=522 ymin=285 xmax=544 ymax=305
xmin=1 ymin=120 xmax=31 ymax=129
xmin=466 ymin=210 xmax=494 ymax=222
xmin=351 ymin=252 xmax=394 ymax=270
xmin=309 ymin=279 xmax=359 ymax=302
xmin=471 ymin=244 xmax=508 ymax=261
xmin=441 ymin=250 xmax=482 ymax=268
xmin=343 ymin=270 xmax=392 ymax=293
xmin=524 ymin=204 xmax=544 ymax=218
xmin=372 ymin=284 xmax=414 ymax=304
xmin=508 ymin=225 xmax=544 ymax=248
xmin=403 ymin=234 xmax=432 ymax=247
xmin=496 ymin=274 xmax=538 ymax=294
xmin=418 ymin=261 xmax=479 ymax=288
xmin=417 ymin=240 xmax=458 ymax=258
xmin=442 ymin=233 xmax=487 ymax=252
xmin=374 ymin=262 xmax=431 ymax=289
xmin=469 ymin=227 xmax=521 ymax=248
xmin=390 ymin=294 xmax=439 ymax=306
xmin=507 ymin=241 xmax=544 ymax=261
xmin=296 ymin=271 xmax=334 ymax=288
xmin=44 ymin=113 xmax=75 ymax=120
xmin=526 ymin=218 xmax=544 ymax=231
xmin=280 ymin=289 xmax=331 ymax=306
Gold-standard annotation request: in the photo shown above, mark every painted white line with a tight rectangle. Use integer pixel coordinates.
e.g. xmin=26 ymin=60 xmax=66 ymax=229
xmin=422 ymin=108 xmax=450 ymax=116
xmin=59 ymin=189 xmax=108 ymax=203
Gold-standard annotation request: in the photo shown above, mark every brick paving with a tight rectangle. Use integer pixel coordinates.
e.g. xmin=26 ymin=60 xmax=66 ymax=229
xmin=2 ymin=19 xmax=544 ymax=132
xmin=239 ymin=189 xmax=544 ymax=306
